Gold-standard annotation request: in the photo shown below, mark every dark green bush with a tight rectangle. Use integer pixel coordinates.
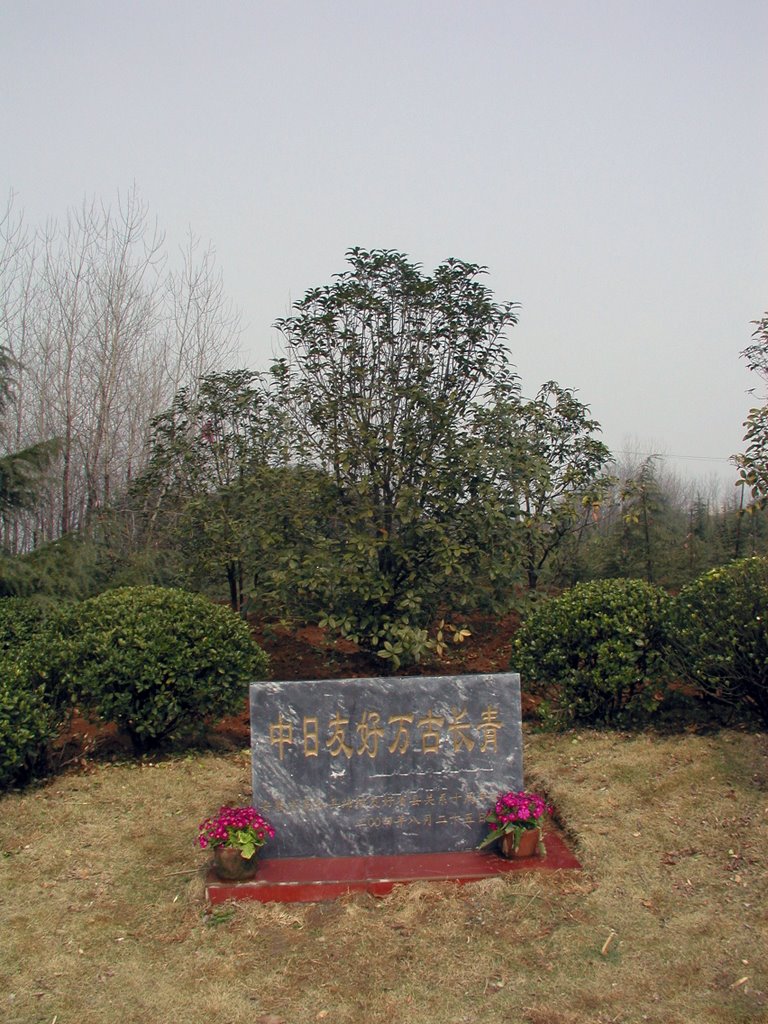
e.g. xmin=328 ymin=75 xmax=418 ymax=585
xmin=0 ymin=664 xmax=55 ymax=788
xmin=669 ymin=557 xmax=768 ymax=726
xmin=0 ymin=597 xmax=52 ymax=654
xmin=0 ymin=598 xmax=72 ymax=789
xmin=50 ymin=586 xmax=269 ymax=752
xmin=514 ymin=578 xmax=670 ymax=727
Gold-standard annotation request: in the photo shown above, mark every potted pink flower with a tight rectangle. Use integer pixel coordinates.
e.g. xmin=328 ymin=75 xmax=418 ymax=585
xmin=478 ymin=790 xmax=552 ymax=858
xmin=197 ymin=805 xmax=275 ymax=880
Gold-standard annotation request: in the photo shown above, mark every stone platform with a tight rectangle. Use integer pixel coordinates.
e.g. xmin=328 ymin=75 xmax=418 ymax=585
xmin=205 ymin=832 xmax=580 ymax=904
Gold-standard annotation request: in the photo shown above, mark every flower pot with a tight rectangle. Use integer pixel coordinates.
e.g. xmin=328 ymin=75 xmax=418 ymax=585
xmin=499 ymin=828 xmax=542 ymax=859
xmin=212 ymin=845 xmax=261 ymax=881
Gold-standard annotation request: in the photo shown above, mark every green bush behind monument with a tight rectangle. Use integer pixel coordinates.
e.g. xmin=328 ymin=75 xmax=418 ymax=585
xmin=514 ymin=578 xmax=671 ymax=728
xmin=0 ymin=586 xmax=269 ymax=786
xmin=669 ymin=556 xmax=768 ymax=727
xmin=51 ymin=586 xmax=269 ymax=754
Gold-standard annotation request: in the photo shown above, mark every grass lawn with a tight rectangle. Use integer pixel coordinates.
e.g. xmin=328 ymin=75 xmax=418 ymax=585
xmin=1 ymin=728 xmax=766 ymax=1024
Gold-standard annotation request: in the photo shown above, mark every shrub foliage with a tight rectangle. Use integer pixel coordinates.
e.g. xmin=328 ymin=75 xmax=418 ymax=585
xmin=514 ymin=578 xmax=670 ymax=726
xmin=50 ymin=586 xmax=268 ymax=752
xmin=0 ymin=598 xmax=72 ymax=789
xmin=0 ymin=597 xmax=52 ymax=654
xmin=669 ymin=557 xmax=768 ymax=725
xmin=0 ymin=664 xmax=59 ymax=789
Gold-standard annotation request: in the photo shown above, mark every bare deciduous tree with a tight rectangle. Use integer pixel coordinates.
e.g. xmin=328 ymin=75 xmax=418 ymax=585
xmin=0 ymin=188 xmax=240 ymax=554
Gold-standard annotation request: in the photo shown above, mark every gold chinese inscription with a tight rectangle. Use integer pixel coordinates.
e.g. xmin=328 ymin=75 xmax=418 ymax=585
xmin=387 ymin=713 xmax=413 ymax=755
xmin=266 ymin=705 xmax=503 ymax=760
xmin=303 ymin=716 xmax=319 ymax=757
xmin=268 ymin=713 xmax=293 ymax=760
xmin=356 ymin=711 xmax=385 ymax=758
xmin=325 ymin=712 xmax=354 ymax=758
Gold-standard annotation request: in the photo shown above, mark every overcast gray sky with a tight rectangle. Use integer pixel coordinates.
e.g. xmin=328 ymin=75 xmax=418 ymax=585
xmin=2 ymin=0 xmax=766 ymax=491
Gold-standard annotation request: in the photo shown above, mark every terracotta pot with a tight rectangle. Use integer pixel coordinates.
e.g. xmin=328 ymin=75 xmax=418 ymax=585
xmin=212 ymin=845 xmax=261 ymax=881
xmin=499 ymin=827 xmax=542 ymax=859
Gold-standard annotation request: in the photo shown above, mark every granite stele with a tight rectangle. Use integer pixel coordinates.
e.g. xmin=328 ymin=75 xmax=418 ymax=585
xmin=250 ymin=672 xmax=523 ymax=859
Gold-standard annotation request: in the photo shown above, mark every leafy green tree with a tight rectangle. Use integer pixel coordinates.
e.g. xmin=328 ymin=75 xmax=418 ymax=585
xmin=0 ymin=436 xmax=61 ymax=521
xmin=615 ymin=457 xmax=665 ymax=583
xmin=275 ymin=247 xmax=521 ymax=664
xmin=134 ymin=369 xmax=292 ymax=610
xmin=0 ymin=348 xmax=61 ymax=520
xmin=0 ymin=348 xmax=61 ymax=592
xmin=572 ymin=454 xmax=767 ymax=589
xmin=476 ymin=382 xmax=612 ymax=589
xmin=735 ymin=313 xmax=768 ymax=510
xmin=588 ymin=456 xmax=695 ymax=586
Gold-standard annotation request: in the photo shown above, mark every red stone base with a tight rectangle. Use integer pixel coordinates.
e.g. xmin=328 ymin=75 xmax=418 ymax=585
xmin=205 ymin=833 xmax=580 ymax=904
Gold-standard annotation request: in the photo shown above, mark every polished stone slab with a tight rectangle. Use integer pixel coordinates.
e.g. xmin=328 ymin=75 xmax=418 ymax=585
xmin=250 ymin=673 xmax=523 ymax=859
xmin=205 ymin=832 xmax=581 ymax=904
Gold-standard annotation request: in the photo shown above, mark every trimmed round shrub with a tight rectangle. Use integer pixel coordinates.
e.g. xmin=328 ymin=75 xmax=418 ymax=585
xmin=49 ymin=586 xmax=269 ymax=752
xmin=0 ymin=598 xmax=73 ymax=789
xmin=514 ymin=578 xmax=670 ymax=727
xmin=0 ymin=663 xmax=62 ymax=788
xmin=670 ymin=557 xmax=768 ymax=726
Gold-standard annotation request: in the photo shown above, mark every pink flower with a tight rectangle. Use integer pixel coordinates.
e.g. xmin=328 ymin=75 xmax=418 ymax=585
xmin=196 ymin=805 xmax=276 ymax=851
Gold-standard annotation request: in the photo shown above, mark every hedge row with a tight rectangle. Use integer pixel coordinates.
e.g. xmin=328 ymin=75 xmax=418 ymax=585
xmin=3 ymin=560 xmax=765 ymax=786
xmin=0 ymin=586 xmax=268 ymax=789
xmin=514 ymin=557 xmax=768 ymax=728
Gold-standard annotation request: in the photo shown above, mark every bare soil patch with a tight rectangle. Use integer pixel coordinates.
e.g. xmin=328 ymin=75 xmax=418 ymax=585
xmin=251 ymin=610 xmax=520 ymax=680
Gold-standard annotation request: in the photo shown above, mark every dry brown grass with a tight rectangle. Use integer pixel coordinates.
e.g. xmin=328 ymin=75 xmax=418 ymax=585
xmin=1 ymin=728 xmax=767 ymax=1024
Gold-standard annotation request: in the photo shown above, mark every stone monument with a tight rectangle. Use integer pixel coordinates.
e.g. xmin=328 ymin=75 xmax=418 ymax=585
xmin=250 ymin=672 xmax=523 ymax=859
